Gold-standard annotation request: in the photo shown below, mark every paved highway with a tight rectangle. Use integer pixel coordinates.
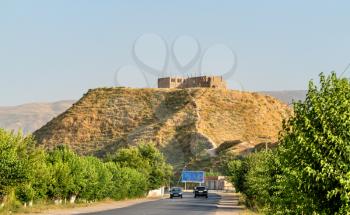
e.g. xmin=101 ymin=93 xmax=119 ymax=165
xmin=82 ymin=192 xmax=244 ymax=215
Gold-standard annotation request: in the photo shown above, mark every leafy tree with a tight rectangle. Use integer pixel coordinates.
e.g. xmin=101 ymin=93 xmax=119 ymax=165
xmin=16 ymin=148 xmax=50 ymax=204
xmin=16 ymin=183 xmax=35 ymax=206
xmin=79 ymin=156 xmax=110 ymax=201
xmin=0 ymin=132 xmax=172 ymax=210
xmin=0 ymin=129 xmax=36 ymax=202
xmin=104 ymin=162 xmax=148 ymax=200
xmin=273 ymin=72 xmax=350 ymax=214
xmin=95 ymin=162 xmax=113 ymax=200
xmin=109 ymin=143 xmax=173 ymax=190
xmin=226 ymin=73 xmax=350 ymax=214
xmin=138 ymin=143 xmax=173 ymax=190
xmin=225 ymin=151 xmax=278 ymax=211
xmin=46 ymin=145 xmax=77 ymax=200
xmin=110 ymin=146 xmax=150 ymax=175
xmin=244 ymin=151 xmax=278 ymax=211
xmin=225 ymin=158 xmax=246 ymax=194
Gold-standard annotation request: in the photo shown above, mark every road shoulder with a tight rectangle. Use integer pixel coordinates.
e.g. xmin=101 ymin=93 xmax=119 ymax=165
xmin=215 ymin=192 xmax=247 ymax=215
xmin=19 ymin=197 xmax=163 ymax=215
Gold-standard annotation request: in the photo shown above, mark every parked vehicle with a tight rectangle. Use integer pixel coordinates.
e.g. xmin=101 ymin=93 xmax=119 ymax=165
xmin=193 ymin=186 xmax=208 ymax=198
xmin=170 ymin=187 xmax=183 ymax=198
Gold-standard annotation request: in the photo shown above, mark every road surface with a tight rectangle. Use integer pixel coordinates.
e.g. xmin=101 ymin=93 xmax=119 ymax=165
xmin=81 ymin=192 xmax=244 ymax=215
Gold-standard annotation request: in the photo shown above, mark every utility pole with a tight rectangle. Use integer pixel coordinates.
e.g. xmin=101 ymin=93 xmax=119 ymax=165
xmin=177 ymin=164 xmax=188 ymax=187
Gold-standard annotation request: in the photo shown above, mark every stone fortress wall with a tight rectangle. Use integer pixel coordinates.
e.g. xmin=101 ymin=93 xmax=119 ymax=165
xmin=158 ymin=76 xmax=227 ymax=89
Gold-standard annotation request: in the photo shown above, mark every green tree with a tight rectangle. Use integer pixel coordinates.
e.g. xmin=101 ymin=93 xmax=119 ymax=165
xmin=225 ymin=158 xmax=246 ymax=194
xmin=104 ymin=162 xmax=148 ymax=200
xmin=109 ymin=143 xmax=173 ymax=190
xmin=16 ymin=148 xmax=50 ymax=205
xmin=225 ymin=151 xmax=278 ymax=211
xmin=79 ymin=156 xmax=110 ymax=201
xmin=274 ymin=72 xmax=350 ymax=214
xmin=46 ymin=145 xmax=78 ymax=201
xmin=0 ymin=129 xmax=39 ymax=204
xmin=138 ymin=143 xmax=173 ymax=190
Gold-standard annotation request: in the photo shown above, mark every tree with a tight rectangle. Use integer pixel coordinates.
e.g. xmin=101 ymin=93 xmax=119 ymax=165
xmin=110 ymin=146 xmax=150 ymax=175
xmin=275 ymin=72 xmax=350 ymax=214
xmin=0 ymin=129 xmax=37 ymax=203
xmin=109 ymin=143 xmax=173 ymax=190
xmin=137 ymin=143 xmax=173 ymax=190
xmin=104 ymin=162 xmax=148 ymax=200
xmin=16 ymin=148 xmax=50 ymax=205
xmin=46 ymin=145 xmax=78 ymax=201
xmin=225 ymin=151 xmax=278 ymax=211
xmin=79 ymin=156 xmax=108 ymax=201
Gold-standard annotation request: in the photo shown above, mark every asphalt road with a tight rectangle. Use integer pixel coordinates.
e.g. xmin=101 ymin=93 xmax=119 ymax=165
xmin=81 ymin=192 xmax=243 ymax=215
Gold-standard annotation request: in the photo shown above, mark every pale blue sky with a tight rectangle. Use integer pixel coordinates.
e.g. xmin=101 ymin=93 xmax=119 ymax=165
xmin=1 ymin=0 xmax=350 ymax=106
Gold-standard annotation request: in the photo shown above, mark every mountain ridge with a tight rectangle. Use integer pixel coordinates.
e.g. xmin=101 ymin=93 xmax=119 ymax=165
xmin=0 ymin=100 xmax=75 ymax=133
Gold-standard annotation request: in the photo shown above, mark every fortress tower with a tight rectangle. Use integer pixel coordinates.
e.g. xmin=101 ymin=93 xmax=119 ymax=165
xmin=158 ymin=76 xmax=227 ymax=89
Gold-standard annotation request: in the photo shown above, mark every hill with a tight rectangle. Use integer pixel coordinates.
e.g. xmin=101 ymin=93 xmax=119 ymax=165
xmin=0 ymin=90 xmax=303 ymax=134
xmin=33 ymin=88 xmax=291 ymax=170
xmin=0 ymin=100 xmax=74 ymax=133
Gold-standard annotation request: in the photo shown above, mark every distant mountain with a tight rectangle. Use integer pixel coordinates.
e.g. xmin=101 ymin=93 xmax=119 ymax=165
xmin=259 ymin=90 xmax=307 ymax=105
xmin=0 ymin=100 xmax=75 ymax=133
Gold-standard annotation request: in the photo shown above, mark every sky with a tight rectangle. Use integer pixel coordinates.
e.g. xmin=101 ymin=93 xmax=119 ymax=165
xmin=1 ymin=0 xmax=350 ymax=106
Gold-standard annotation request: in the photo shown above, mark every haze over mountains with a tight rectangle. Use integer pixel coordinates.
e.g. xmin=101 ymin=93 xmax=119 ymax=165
xmin=260 ymin=90 xmax=307 ymax=105
xmin=0 ymin=90 xmax=306 ymax=134
xmin=0 ymin=100 xmax=75 ymax=133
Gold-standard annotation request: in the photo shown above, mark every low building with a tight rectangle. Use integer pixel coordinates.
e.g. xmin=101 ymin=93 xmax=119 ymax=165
xmin=204 ymin=176 xmax=234 ymax=191
xmin=158 ymin=76 xmax=227 ymax=89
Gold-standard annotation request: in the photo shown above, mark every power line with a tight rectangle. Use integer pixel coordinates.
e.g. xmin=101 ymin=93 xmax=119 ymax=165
xmin=340 ymin=62 xmax=350 ymax=77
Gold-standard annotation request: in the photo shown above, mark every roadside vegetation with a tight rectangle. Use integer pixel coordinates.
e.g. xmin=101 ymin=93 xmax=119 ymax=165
xmin=226 ymin=73 xmax=350 ymax=214
xmin=0 ymin=135 xmax=172 ymax=213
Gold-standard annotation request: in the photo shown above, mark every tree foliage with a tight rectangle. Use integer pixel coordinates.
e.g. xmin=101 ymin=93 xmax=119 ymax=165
xmin=0 ymin=130 xmax=173 ymax=211
xmin=226 ymin=73 xmax=350 ymax=214
xmin=109 ymin=143 xmax=173 ymax=190
xmin=0 ymin=130 xmax=37 ymax=200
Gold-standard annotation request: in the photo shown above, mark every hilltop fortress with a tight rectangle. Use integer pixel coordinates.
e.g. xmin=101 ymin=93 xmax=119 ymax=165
xmin=158 ymin=76 xmax=227 ymax=89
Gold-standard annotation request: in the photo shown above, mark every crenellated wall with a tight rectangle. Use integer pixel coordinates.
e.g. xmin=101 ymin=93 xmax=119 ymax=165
xmin=158 ymin=76 xmax=227 ymax=89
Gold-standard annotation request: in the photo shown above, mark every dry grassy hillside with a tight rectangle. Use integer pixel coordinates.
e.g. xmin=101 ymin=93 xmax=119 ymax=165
xmin=33 ymin=88 xmax=291 ymax=170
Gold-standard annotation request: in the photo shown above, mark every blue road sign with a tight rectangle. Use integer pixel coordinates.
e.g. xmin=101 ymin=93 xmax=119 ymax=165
xmin=181 ymin=171 xmax=205 ymax=183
